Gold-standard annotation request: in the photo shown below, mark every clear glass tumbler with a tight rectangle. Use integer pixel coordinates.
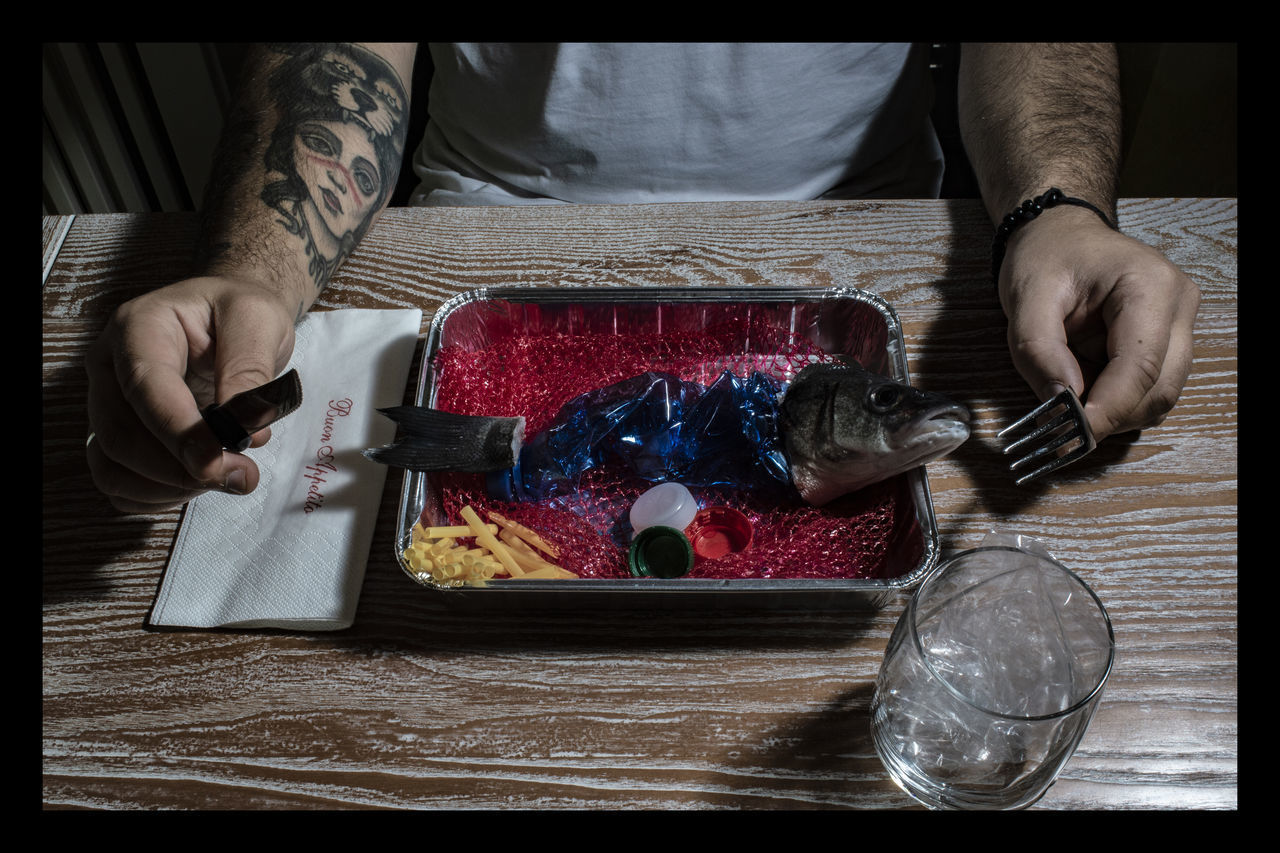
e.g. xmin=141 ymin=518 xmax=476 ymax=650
xmin=871 ymin=545 xmax=1114 ymax=810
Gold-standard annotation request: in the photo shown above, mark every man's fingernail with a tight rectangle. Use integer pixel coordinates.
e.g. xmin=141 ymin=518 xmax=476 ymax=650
xmin=224 ymin=468 xmax=247 ymax=495
xmin=1041 ymin=382 xmax=1067 ymax=400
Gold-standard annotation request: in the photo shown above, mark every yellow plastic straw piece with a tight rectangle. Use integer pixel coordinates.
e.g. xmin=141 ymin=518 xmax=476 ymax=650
xmin=434 ymin=544 xmax=471 ymax=564
xmin=487 ymin=510 xmax=560 ymax=558
xmin=499 ymin=535 xmax=568 ymax=576
xmin=428 ymin=538 xmax=457 ymax=556
xmin=496 ymin=532 xmax=537 ymax=558
xmin=422 ymin=524 xmax=498 ymax=539
xmin=498 ymin=529 xmax=536 ymax=555
xmin=461 ymin=551 xmax=501 ymax=571
xmin=460 ymin=506 xmax=524 ymax=577
xmin=510 ymin=565 xmax=579 ymax=580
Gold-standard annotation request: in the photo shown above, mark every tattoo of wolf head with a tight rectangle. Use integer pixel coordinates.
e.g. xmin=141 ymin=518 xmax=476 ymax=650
xmin=291 ymin=43 xmax=408 ymax=144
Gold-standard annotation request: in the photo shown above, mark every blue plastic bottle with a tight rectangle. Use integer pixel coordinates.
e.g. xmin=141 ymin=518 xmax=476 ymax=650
xmin=485 ymin=371 xmax=794 ymax=503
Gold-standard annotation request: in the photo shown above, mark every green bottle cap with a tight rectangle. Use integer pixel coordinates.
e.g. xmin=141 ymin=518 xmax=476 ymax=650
xmin=628 ymin=525 xmax=694 ymax=579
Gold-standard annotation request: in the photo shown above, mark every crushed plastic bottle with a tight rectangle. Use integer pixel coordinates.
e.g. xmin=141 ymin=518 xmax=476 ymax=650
xmin=486 ymin=370 xmax=794 ymax=503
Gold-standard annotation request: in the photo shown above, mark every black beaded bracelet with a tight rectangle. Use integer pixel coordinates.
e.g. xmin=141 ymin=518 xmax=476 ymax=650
xmin=991 ymin=188 xmax=1118 ymax=283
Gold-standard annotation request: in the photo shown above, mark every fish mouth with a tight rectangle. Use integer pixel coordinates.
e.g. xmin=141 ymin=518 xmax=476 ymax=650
xmin=897 ymin=402 xmax=972 ymax=451
xmin=924 ymin=402 xmax=972 ymax=427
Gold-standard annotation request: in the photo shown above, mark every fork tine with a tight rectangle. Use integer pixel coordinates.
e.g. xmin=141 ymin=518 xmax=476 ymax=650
xmin=999 ymin=388 xmax=1097 ymax=485
xmin=1008 ymin=428 xmax=1084 ymax=471
xmin=997 ymin=392 xmax=1067 ymax=439
xmin=1011 ymin=443 xmax=1092 ymax=486
xmin=1000 ymin=408 xmax=1077 ymax=457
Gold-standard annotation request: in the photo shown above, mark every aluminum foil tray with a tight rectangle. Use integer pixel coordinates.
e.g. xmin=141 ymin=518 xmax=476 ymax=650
xmin=394 ymin=286 xmax=942 ymax=610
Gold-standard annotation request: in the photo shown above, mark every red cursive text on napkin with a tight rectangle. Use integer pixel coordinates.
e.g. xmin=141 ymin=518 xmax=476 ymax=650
xmin=302 ymin=398 xmax=354 ymax=514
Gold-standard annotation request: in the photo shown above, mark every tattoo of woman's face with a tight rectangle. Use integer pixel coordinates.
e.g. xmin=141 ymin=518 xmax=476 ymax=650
xmin=293 ymin=120 xmax=383 ymax=241
xmin=261 ymin=44 xmax=408 ymax=289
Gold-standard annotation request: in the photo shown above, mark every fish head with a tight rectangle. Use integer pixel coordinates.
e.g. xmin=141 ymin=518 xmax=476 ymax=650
xmin=779 ymin=361 xmax=971 ymax=505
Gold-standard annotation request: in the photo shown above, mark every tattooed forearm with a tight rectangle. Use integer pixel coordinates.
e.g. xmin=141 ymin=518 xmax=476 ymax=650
xmin=958 ymin=43 xmax=1121 ymax=224
xmin=257 ymin=43 xmax=410 ymax=291
xmin=196 ymin=110 xmax=262 ymax=269
xmin=194 ymin=43 xmax=413 ymax=305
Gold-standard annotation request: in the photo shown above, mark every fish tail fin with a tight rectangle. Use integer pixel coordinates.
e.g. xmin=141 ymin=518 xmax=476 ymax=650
xmin=363 ymin=407 xmax=525 ymax=472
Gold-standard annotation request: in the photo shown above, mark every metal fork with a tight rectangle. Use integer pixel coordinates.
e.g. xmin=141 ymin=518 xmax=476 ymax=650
xmin=998 ymin=387 xmax=1097 ymax=485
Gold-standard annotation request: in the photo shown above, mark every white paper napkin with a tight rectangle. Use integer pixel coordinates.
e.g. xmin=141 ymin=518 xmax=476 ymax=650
xmin=151 ymin=307 xmax=422 ymax=631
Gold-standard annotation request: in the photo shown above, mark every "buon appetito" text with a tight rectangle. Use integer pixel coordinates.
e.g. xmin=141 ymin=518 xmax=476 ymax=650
xmin=302 ymin=397 xmax=354 ymax=514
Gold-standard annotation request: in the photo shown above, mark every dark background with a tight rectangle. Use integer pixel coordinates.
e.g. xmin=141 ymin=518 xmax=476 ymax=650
xmin=42 ymin=43 xmax=1237 ymax=215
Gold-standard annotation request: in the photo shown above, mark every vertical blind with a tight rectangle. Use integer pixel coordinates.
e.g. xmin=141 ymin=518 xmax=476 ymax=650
xmin=42 ymin=43 xmax=235 ymax=215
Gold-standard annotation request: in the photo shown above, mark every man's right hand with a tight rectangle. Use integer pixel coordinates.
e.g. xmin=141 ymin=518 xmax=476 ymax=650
xmin=85 ymin=276 xmax=297 ymax=513
xmin=83 ymin=44 xmax=416 ymax=514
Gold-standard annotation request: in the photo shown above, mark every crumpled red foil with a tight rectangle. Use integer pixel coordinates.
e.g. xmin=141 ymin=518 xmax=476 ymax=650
xmin=427 ymin=325 xmax=902 ymax=580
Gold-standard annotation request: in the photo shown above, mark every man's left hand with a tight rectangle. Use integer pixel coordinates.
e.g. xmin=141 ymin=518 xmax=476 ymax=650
xmin=998 ymin=205 xmax=1201 ymax=442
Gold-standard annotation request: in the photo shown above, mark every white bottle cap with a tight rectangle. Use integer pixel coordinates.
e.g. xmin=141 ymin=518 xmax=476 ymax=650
xmin=629 ymin=482 xmax=698 ymax=538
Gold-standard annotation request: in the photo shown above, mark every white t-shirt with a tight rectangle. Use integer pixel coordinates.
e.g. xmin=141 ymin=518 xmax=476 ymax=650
xmin=410 ymin=43 xmax=943 ymax=206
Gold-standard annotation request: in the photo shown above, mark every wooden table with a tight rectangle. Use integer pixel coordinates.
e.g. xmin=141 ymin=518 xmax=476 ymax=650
xmin=42 ymin=199 xmax=1237 ymax=810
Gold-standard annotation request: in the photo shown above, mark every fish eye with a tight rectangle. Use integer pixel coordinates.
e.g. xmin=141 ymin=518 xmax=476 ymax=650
xmin=868 ymin=384 xmax=902 ymax=413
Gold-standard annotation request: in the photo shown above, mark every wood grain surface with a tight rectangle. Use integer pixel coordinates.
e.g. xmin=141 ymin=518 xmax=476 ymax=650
xmin=42 ymin=199 xmax=1236 ymax=810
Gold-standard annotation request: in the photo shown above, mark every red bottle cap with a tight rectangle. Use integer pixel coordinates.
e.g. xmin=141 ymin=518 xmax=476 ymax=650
xmin=687 ymin=507 xmax=753 ymax=562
